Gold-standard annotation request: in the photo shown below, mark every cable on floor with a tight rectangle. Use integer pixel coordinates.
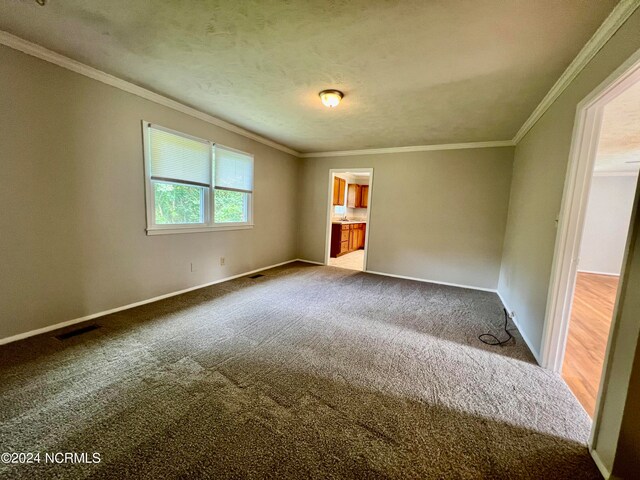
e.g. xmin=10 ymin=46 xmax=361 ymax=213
xmin=479 ymin=308 xmax=514 ymax=346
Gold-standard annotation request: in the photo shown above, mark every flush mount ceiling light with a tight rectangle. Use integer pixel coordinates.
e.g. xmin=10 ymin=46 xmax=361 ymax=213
xmin=319 ymin=89 xmax=344 ymax=108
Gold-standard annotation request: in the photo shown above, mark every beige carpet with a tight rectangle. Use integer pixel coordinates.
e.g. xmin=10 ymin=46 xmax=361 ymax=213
xmin=0 ymin=262 xmax=598 ymax=479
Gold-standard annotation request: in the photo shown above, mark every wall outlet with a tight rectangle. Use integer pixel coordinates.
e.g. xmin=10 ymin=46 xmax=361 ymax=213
xmin=508 ymin=310 xmax=516 ymax=319
xmin=219 ymin=257 xmax=225 ymax=266
xmin=190 ymin=262 xmax=197 ymax=272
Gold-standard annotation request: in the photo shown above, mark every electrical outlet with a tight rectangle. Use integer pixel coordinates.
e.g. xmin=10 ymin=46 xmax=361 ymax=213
xmin=220 ymin=257 xmax=225 ymax=266
xmin=509 ymin=310 xmax=516 ymax=319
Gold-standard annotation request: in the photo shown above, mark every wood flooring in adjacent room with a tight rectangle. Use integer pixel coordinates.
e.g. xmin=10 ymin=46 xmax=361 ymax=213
xmin=0 ymin=263 xmax=598 ymax=479
xmin=563 ymin=272 xmax=619 ymax=417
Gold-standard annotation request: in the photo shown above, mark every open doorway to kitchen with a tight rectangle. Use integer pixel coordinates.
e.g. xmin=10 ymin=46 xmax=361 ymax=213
xmin=542 ymin=53 xmax=640 ymax=430
xmin=324 ymin=169 xmax=373 ymax=271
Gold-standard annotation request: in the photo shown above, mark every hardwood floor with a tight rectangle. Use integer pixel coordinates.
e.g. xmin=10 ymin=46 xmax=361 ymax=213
xmin=562 ymin=272 xmax=619 ymax=417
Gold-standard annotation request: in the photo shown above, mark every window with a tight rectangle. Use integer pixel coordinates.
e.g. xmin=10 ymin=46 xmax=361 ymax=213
xmin=143 ymin=122 xmax=253 ymax=234
xmin=214 ymin=146 xmax=253 ymax=224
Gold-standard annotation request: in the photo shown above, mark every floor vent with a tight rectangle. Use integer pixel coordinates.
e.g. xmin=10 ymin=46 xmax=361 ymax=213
xmin=55 ymin=324 xmax=101 ymax=340
xmin=248 ymin=274 xmax=265 ymax=279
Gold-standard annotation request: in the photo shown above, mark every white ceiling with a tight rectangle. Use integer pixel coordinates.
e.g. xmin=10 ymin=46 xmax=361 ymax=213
xmin=596 ymin=79 xmax=640 ymax=173
xmin=0 ymin=0 xmax=618 ymax=153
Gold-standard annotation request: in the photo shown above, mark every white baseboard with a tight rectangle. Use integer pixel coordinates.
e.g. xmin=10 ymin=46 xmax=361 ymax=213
xmin=590 ymin=447 xmax=611 ymax=479
xmin=364 ymin=269 xmax=497 ymax=293
xmin=295 ymin=258 xmax=325 ymax=266
xmin=297 ymin=261 xmax=498 ymax=295
xmin=0 ymin=259 xmax=299 ymax=346
xmin=496 ymin=290 xmax=542 ymax=365
xmin=299 ymin=263 xmax=543 ymax=360
xmin=577 ymin=269 xmax=620 ymax=277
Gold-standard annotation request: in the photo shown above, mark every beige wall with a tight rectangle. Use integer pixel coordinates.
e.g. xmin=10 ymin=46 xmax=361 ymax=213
xmin=298 ymin=148 xmax=514 ymax=290
xmin=0 ymin=45 xmax=299 ymax=340
xmin=496 ymin=8 xmax=640 ymax=474
xmin=497 ymin=9 xmax=640 ymax=359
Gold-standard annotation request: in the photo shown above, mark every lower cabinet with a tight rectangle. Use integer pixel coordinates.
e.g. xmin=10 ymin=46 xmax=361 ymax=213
xmin=330 ymin=223 xmax=366 ymax=258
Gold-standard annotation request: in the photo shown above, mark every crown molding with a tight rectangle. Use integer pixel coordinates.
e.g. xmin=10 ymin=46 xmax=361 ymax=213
xmin=513 ymin=0 xmax=640 ymax=144
xmin=299 ymin=140 xmax=515 ymax=158
xmin=0 ymin=30 xmax=300 ymax=157
xmin=0 ymin=32 xmax=515 ymax=159
xmin=5 ymin=0 xmax=638 ymax=160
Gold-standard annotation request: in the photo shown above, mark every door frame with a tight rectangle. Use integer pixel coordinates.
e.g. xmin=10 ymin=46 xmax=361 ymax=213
xmin=541 ymin=48 xmax=640 ymax=371
xmin=324 ymin=168 xmax=374 ymax=269
xmin=540 ymin=48 xmax=640 ymax=456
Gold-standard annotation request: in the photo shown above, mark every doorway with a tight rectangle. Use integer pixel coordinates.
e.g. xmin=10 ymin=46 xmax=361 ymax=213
xmin=563 ymin=165 xmax=638 ymax=416
xmin=324 ymin=168 xmax=373 ymax=271
xmin=542 ymin=50 xmax=640 ymax=444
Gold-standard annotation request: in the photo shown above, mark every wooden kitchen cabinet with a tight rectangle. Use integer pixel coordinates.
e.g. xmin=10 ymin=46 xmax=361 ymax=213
xmin=333 ymin=177 xmax=346 ymax=206
xmin=360 ymin=185 xmax=369 ymax=208
xmin=347 ymin=184 xmax=361 ymax=208
xmin=330 ymin=223 xmax=366 ymax=257
xmin=347 ymin=183 xmax=369 ymax=208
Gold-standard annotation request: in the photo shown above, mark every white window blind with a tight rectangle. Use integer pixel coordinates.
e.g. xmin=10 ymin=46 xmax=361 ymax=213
xmin=149 ymin=125 xmax=211 ymax=187
xmin=214 ymin=146 xmax=253 ymax=193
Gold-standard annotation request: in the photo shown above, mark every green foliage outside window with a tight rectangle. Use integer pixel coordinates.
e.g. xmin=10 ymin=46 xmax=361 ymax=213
xmin=215 ymin=190 xmax=246 ymax=223
xmin=154 ymin=182 xmax=203 ymax=224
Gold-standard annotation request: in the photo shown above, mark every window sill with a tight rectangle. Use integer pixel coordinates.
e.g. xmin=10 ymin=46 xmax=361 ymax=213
xmin=146 ymin=224 xmax=254 ymax=235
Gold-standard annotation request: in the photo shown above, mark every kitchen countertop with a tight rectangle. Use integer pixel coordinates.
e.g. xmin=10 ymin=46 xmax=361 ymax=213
xmin=332 ymin=220 xmax=367 ymax=225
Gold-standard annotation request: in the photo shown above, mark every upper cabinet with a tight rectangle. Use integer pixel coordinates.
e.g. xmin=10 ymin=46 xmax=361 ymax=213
xmin=347 ymin=184 xmax=359 ymax=208
xmin=332 ymin=177 xmax=346 ymax=205
xmin=347 ymin=183 xmax=369 ymax=208
xmin=360 ymin=185 xmax=369 ymax=208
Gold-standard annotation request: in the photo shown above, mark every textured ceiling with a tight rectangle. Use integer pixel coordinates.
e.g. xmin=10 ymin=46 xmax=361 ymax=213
xmin=0 ymin=0 xmax=618 ymax=153
xmin=596 ymin=79 xmax=640 ymax=172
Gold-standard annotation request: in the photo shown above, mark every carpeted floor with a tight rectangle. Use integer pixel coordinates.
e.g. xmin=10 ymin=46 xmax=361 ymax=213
xmin=0 ymin=262 xmax=598 ymax=479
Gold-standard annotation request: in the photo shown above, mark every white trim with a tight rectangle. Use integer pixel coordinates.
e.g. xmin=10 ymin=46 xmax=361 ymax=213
xmin=364 ymin=269 xmax=497 ymax=293
xmin=540 ymin=42 xmax=640 ymax=467
xmin=496 ymin=290 xmax=542 ymax=364
xmin=593 ymin=170 xmax=640 ymax=177
xmin=296 ymin=260 xmax=543 ymax=363
xmin=577 ymin=269 xmax=620 ymax=277
xmin=0 ymin=259 xmax=298 ymax=346
xmin=2 ymin=1 xmax=639 ymax=160
xmin=542 ymin=47 xmax=640 ymax=373
xmin=146 ymin=225 xmax=254 ymax=235
xmin=1 ymin=29 xmax=516 ymax=159
xmin=0 ymin=30 xmax=299 ymax=157
xmin=513 ymin=0 xmax=640 ymax=144
xmin=142 ymin=121 xmax=254 ymax=234
xmin=301 ymin=140 xmax=514 ymax=158
xmin=295 ymin=259 xmax=325 ymax=266
xmin=324 ymin=168 xmax=374 ymax=270
xmin=590 ymin=447 xmax=611 ymax=480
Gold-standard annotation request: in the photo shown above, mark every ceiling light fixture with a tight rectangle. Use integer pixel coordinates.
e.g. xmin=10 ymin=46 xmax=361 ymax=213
xmin=319 ymin=89 xmax=344 ymax=108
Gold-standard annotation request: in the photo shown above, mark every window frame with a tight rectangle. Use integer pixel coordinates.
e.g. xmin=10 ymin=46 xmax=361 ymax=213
xmin=142 ymin=121 xmax=254 ymax=235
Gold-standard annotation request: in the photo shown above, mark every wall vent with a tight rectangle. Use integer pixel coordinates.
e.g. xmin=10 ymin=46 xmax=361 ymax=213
xmin=55 ymin=324 xmax=101 ymax=340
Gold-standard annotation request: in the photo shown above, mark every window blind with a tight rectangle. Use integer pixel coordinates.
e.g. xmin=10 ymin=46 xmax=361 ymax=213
xmin=149 ymin=125 xmax=211 ymax=187
xmin=214 ymin=146 xmax=253 ymax=193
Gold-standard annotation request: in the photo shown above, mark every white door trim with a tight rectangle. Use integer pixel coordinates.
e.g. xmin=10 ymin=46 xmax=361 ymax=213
xmin=541 ymin=46 xmax=640 ymax=371
xmin=540 ymin=46 xmax=640 ymax=470
xmin=324 ymin=168 xmax=374 ymax=270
